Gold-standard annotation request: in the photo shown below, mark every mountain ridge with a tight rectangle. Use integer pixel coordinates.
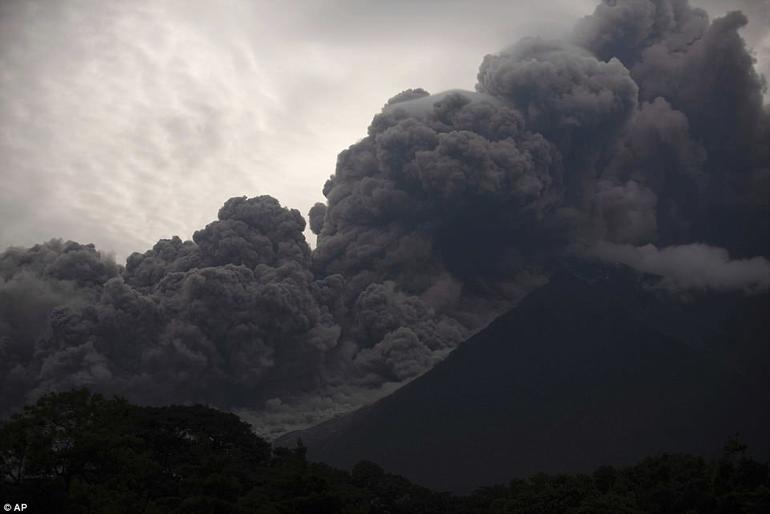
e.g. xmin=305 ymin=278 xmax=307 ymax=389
xmin=281 ymin=263 xmax=770 ymax=492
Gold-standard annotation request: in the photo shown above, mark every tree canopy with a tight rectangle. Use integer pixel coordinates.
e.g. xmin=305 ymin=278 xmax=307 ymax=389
xmin=1 ymin=390 xmax=768 ymax=513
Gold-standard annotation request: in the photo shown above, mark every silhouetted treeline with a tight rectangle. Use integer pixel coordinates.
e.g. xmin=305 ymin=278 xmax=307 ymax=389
xmin=1 ymin=391 xmax=768 ymax=513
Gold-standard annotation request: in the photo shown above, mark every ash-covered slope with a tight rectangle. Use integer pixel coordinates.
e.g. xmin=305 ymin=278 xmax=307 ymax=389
xmin=286 ymin=264 xmax=770 ymax=493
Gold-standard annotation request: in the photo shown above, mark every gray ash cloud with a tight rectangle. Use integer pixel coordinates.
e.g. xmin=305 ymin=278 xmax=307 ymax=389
xmin=1 ymin=0 xmax=769 ymax=435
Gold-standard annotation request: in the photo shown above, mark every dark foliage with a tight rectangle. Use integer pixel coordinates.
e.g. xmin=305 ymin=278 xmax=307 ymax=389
xmin=1 ymin=391 xmax=768 ymax=513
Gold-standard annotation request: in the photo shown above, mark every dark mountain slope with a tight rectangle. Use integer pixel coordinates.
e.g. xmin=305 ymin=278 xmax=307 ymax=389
xmin=288 ymin=265 xmax=770 ymax=492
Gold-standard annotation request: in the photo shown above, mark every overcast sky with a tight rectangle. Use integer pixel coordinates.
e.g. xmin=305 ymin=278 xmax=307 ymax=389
xmin=1 ymin=0 xmax=767 ymax=261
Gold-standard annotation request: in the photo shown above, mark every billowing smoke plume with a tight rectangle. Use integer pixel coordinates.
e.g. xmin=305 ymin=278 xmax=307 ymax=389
xmin=1 ymin=0 xmax=768 ymax=436
xmin=573 ymin=0 xmax=770 ymax=256
xmin=0 ymin=241 xmax=119 ymax=414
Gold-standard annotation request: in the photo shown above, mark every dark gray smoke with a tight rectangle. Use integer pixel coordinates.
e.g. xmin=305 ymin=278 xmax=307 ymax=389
xmin=29 ymin=197 xmax=340 ymax=409
xmin=574 ymin=0 xmax=770 ymax=256
xmin=0 ymin=241 xmax=119 ymax=414
xmin=1 ymin=0 xmax=768 ymax=436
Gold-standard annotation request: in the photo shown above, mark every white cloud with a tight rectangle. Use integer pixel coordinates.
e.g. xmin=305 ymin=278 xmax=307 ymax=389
xmin=592 ymin=242 xmax=770 ymax=292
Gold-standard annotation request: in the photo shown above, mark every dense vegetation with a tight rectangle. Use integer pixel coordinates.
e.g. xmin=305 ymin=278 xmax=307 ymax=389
xmin=0 ymin=391 xmax=768 ymax=513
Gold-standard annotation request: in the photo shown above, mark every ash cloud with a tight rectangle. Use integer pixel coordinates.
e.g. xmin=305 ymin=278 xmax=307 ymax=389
xmin=31 ymin=197 xmax=339 ymax=410
xmin=314 ymin=88 xmax=563 ymax=314
xmin=1 ymin=0 xmax=769 ymax=435
xmin=574 ymin=0 xmax=770 ymax=257
xmin=0 ymin=241 xmax=119 ymax=414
